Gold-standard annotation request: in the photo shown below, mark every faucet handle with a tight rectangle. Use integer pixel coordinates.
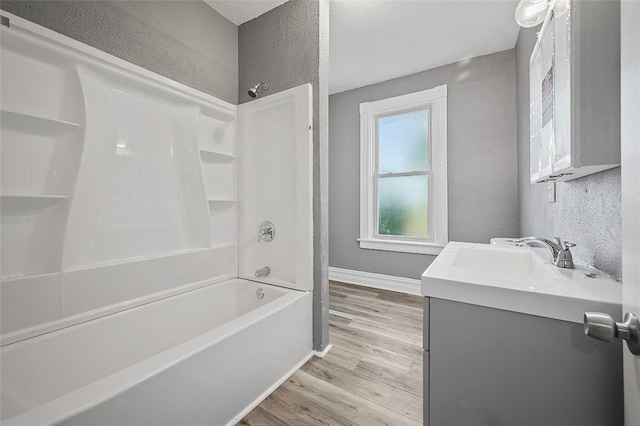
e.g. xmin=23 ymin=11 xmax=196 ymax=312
xmin=556 ymin=241 xmax=576 ymax=269
xmin=554 ymin=238 xmax=576 ymax=250
xmin=257 ymin=221 xmax=275 ymax=243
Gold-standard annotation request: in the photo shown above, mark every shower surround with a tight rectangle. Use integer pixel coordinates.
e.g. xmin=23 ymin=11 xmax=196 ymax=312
xmin=0 ymin=12 xmax=313 ymax=425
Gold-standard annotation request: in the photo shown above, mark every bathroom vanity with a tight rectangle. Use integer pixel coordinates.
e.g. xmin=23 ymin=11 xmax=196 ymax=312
xmin=421 ymin=242 xmax=623 ymax=426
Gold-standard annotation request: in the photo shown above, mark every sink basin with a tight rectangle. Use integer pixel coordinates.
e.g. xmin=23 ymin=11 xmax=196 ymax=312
xmin=450 ymin=244 xmax=564 ymax=288
xmin=434 ymin=243 xmax=566 ymax=289
xmin=453 ymin=245 xmax=555 ymax=276
xmin=422 ymin=242 xmax=622 ymax=323
xmin=453 ymin=246 xmax=534 ymax=274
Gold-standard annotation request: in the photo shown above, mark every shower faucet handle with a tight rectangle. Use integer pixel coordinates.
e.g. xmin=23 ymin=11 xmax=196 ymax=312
xmin=257 ymin=221 xmax=275 ymax=242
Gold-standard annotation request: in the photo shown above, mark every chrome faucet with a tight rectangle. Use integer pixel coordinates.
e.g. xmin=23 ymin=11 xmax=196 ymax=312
xmin=255 ymin=266 xmax=271 ymax=278
xmin=257 ymin=221 xmax=275 ymax=242
xmin=514 ymin=237 xmax=576 ymax=269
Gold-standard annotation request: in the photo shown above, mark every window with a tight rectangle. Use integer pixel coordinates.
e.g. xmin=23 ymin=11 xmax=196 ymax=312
xmin=359 ymin=85 xmax=448 ymax=255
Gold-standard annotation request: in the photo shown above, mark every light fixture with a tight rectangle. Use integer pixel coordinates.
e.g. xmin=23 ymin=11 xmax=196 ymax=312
xmin=515 ymin=0 xmax=552 ymax=28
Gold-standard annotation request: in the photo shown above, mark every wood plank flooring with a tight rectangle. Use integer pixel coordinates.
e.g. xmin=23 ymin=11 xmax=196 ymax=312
xmin=238 ymin=281 xmax=424 ymax=425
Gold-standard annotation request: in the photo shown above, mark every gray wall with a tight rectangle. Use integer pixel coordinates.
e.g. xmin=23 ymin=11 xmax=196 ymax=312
xmin=0 ymin=0 xmax=238 ymax=104
xmin=329 ymin=49 xmax=519 ymax=279
xmin=516 ymin=27 xmax=622 ymax=279
xmin=238 ymin=0 xmax=330 ymax=351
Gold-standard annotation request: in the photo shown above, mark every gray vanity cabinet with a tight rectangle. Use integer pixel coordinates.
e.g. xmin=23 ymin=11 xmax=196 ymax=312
xmin=423 ymin=297 xmax=623 ymax=426
xmin=423 ymin=298 xmax=430 ymax=424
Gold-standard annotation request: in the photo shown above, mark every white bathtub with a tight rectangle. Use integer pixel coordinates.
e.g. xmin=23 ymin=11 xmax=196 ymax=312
xmin=1 ymin=278 xmax=313 ymax=426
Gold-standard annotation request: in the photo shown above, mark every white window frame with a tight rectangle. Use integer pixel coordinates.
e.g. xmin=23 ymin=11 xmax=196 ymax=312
xmin=359 ymin=85 xmax=448 ymax=255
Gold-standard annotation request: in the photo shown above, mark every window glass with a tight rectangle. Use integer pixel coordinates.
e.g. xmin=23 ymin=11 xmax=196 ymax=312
xmin=359 ymin=84 xmax=447 ymax=254
xmin=377 ymin=175 xmax=428 ymax=238
xmin=378 ymin=109 xmax=429 ymax=174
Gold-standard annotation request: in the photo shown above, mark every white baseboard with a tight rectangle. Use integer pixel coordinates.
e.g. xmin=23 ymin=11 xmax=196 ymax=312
xmin=313 ymin=343 xmax=332 ymax=358
xmin=328 ymin=267 xmax=421 ymax=295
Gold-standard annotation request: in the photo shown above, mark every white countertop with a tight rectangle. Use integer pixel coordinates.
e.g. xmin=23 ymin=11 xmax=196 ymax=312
xmin=421 ymin=242 xmax=622 ymax=324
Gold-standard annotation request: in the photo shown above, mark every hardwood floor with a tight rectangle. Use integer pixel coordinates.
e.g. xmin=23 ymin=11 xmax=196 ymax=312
xmin=238 ymin=281 xmax=424 ymax=426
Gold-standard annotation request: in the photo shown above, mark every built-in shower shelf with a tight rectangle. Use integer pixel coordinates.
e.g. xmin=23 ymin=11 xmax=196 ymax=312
xmin=199 ymin=149 xmax=236 ymax=163
xmin=64 ymin=247 xmax=212 ymax=273
xmin=0 ymin=110 xmax=81 ymax=136
xmin=0 ymin=195 xmax=67 ymax=215
xmin=1 ymin=270 xmax=60 ymax=284
xmin=207 ymin=199 xmax=238 ymax=204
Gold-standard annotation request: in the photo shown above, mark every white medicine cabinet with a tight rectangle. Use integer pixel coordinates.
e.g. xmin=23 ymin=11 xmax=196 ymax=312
xmin=529 ymin=0 xmax=620 ymax=183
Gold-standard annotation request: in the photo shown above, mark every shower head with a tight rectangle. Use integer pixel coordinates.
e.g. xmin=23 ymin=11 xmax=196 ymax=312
xmin=248 ymin=82 xmax=269 ymax=98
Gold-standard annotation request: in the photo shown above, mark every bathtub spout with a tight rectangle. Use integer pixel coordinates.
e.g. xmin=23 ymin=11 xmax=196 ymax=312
xmin=255 ymin=266 xmax=271 ymax=278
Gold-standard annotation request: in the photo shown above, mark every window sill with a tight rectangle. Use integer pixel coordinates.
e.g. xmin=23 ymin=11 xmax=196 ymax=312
xmin=358 ymin=238 xmax=444 ymax=255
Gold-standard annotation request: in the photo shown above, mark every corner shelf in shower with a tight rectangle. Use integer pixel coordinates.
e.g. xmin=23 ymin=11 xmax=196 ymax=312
xmin=200 ymin=150 xmax=238 ymax=202
xmin=0 ymin=110 xmax=81 ymax=136
xmin=0 ymin=195 xmax=67 ymax=215
xmin=197 ymin=111 xmax=237 ymax=158
xmin=207 ymin=198 xmax=237 ymax=204
xmin=199 ymin=149 xmax=236 ymax=163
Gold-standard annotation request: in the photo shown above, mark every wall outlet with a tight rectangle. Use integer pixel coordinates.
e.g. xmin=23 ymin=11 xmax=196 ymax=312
xmin=548 ymin=182 xmax=557 ymax=203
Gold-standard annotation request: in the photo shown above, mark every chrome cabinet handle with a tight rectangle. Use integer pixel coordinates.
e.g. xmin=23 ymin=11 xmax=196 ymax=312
xmin=584 ymin=312 xmax=640 ymax=355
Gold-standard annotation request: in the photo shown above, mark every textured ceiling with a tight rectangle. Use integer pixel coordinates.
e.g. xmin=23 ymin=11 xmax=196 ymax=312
xmin=204 ymin=0 xmax=289 ymax=25
xmin=204 ymin=0 xmax=520 ymax=95
xmin=330 ymin=0 xmax=520 ymax=94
